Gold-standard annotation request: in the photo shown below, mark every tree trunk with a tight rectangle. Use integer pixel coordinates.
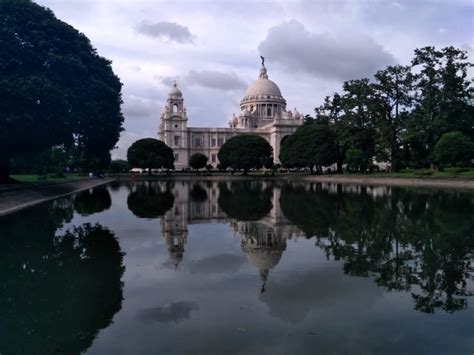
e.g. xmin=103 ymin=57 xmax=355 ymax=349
xmin=148 ymin=167 xmax=152 ymax=175
xmin=336 ymin=158 xmax=343 ymax=174
xmin=0 ymin=151 xmax=10 ymax=183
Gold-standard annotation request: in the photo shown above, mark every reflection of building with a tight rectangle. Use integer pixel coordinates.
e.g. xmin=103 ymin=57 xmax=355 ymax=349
xmin=158 ymin=60 xmax=303 ymax=169
xmin=160 ymin=181 xmax=301 ymax=287
xmin=234 ymin=222 xmax=287 ymax=293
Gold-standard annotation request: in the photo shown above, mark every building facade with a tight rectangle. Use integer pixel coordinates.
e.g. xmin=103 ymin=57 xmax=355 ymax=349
xmin=158 ymin=61 xmax=303 ymax=169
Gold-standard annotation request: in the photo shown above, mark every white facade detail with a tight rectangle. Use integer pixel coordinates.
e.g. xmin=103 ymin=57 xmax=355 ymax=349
xmin=158 ymin=62 xmax=303 ymax=169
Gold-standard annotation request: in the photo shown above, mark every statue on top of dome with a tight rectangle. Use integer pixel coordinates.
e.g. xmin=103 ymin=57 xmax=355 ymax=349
xmin=260 ymin=55 xmax=265 ymax=66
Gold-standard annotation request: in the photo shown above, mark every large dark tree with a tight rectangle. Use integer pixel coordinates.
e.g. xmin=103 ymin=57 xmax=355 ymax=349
xmin=0 ymin=0 xmax=124 ymax=182
xmin=279 ymin=122 xmax=337 ymax=173
xmin=218 ymin=135 xmax=273 ymax=174
xmin=127 ymin=138 xmax=174 ymax=174
xmin=189 ymin=152 xmax=208 ymax=171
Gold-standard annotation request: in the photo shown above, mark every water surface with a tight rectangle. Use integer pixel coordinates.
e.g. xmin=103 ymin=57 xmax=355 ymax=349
xmin=1 ymin=180 xmax=473 ymax=355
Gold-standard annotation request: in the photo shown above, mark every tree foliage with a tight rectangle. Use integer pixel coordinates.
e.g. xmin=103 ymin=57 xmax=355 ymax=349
xmin=218 ymin=135 xmax=273 ymax=173
xmin=127 ymin=138 xmax=174 ymax=174
xmin=432 ymin=131 xmax=473 ymax=168
xmin=316 ymin=45 xmax=473 ymax=172
xmin=109 ymin=159 xmax=130 ymax=174
xmin=279 ymin=122 xmax=337 ymax=173
xmin=189 ymin=153 xmax=208 ymax=171
xmin=0 ymin=0 xmax=123 ymax=182
xmin=345 ymin=148 xmax=366 ymax=172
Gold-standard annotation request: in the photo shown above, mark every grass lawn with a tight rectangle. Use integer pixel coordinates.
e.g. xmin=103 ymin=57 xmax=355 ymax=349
xmin=10 ymin=173 xmax=84 ymax=183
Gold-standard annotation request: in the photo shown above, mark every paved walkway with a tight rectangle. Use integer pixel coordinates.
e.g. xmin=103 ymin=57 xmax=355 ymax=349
xmin=0 ymin=178 xmax=114 ymax=216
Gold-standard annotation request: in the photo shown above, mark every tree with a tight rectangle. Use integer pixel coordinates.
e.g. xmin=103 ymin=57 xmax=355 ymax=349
xmin=373 ymin=65 xmax=414 ymax=171
xmin=317 ymin=93 xmax=348 ymax=173
xmin=127 ymin=138 xmax=174 ymax=175
xmin=432 ymin=131 xmax=473 ymax=169
xmin=109 ymin=159 xmax=129 ymax=174
xmin=218 ymin=135 xmax=273 ymax=174
xmin=404 ymin=46 xmax=473 ymax=167
xmin=317 ymin=79 xmax=378 ymax=173
xmin=189 ymin=153 xmax=208 ymax=171
xmin=345 ymin=147 xmax=366 ymax=172
xmin=0 ymin=0 xmax=123 ymax=183
xmin=279 ymin=122 xmax=337 ymax=173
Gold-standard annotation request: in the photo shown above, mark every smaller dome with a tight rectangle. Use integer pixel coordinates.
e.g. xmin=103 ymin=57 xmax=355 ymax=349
xmin=169 ymin=81 xmax=182 ymax=98
xmin=293 ymin=108 xmax=301 ymax=119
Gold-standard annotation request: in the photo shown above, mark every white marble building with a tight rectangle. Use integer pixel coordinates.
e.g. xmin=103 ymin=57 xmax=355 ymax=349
xmin=158 ymin=61 xmax=303 ymax=169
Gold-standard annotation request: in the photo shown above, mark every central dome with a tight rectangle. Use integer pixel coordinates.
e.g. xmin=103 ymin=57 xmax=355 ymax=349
xmin=245 ymin=78 xmax=282 ymax=97
xmin=243 ymin=65 xmax=283 ymax=99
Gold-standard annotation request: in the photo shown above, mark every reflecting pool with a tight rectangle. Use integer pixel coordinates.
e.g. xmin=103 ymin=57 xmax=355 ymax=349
xmin=1 ymin=180 xmax=473 ymax=354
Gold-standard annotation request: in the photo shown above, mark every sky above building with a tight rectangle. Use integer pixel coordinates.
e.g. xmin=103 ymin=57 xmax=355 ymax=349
xmin=36 ymin=0 xmax=474 ymax=159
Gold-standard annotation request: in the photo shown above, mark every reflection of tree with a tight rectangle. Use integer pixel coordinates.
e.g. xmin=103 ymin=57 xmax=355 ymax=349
xmin=127 ymin=181 xmax=174 ymax=218
xmin=218 ymin=181 xmax=273 ymax=221
xmin=189 ymin=183 xmax=208 ymax=203
xmin=280 ymin=183 xmax=474 ymax=313
xmin=0 ymin=202 xmax=125 ymax=354
xmin=74 ymin=186 xmax=112 ymax=216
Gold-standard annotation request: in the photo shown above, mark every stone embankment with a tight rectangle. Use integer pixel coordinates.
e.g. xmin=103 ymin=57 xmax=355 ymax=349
xmin=0 ymin=178 xmax=114 ymax=217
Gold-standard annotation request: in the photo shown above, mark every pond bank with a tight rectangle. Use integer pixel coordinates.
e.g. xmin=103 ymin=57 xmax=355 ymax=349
xmin=0 ymin=178 xmax=114 ymax=217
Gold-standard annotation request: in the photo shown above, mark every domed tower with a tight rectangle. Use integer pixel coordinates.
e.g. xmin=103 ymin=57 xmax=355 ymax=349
xmin=159 ymin=81 xmax=189 ymax=168
xmin=236 ymin=59 xmax=287 ymax=129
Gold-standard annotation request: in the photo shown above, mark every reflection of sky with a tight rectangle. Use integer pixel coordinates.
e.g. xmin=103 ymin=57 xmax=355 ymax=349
xmin=58 ymin=183 xmax=474 ymax=355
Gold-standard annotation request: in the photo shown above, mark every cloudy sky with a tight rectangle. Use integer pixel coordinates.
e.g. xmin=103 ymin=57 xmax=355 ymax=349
xmin=36 ymin=0 xmax=473 ymax=159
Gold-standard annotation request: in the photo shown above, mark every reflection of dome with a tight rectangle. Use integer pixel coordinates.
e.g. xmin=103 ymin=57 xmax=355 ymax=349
xmin=169 ymin=81 xmax=182 ymax=98
xmin=244 ymin=249 xmax=283 ymax=270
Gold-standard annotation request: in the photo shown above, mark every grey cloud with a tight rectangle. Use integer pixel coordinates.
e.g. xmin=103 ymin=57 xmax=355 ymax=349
xmin=159 ymin=70 xmax=246 ymax=92
xmin=187 ymin=253 xmax=246 ymax=274
xmin=258 ymin=20 xmax=396 ymax=81
xmin=138 ymin=301 xmax=199 ymax=324
xmin=121 ymin=95 xmax=156 ymax=119
xmin=186 ymin=70 xmax=246 ymax=91
xmin=136 ymin=21 xmax=195 ymax=44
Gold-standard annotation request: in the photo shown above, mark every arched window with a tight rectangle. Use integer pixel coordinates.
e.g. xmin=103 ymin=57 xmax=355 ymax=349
xmin=173 ymin=104 xmax=178 ymax=113
xmin=267 ymin=106 xmax=272 ymax=116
